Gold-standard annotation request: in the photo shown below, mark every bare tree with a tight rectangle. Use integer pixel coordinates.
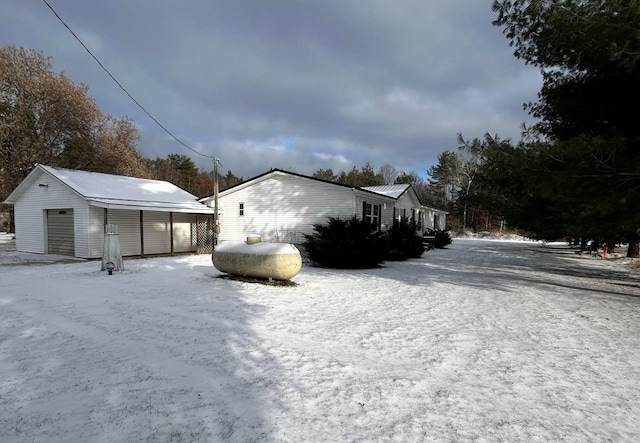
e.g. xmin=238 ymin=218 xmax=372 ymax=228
xmin=0 ymin=45 xmax=151 ymax=204
xmin=378 ymin=163 xmax=398 ymax=185
xmin=455 ymin=133 xmax=484 ymax=229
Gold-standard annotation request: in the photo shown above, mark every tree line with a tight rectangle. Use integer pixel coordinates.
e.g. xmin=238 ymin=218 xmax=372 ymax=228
xmin=310 ymin=163 xmax=444 ymax=209
xmin=480 ymin=1 xmax=638 ymax=257
xmin=313 ymin=1 xmax=640 ymax=257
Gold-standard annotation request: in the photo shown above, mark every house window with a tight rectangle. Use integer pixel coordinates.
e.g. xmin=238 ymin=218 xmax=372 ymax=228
xmin=363 ymin=202 xmax=381 ymax=230
xmin=239 ymin=202 xmax=245 ymax=216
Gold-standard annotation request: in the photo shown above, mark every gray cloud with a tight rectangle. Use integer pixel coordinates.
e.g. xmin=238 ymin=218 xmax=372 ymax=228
xmin=1 ymin=0 xmax=540 ymax=179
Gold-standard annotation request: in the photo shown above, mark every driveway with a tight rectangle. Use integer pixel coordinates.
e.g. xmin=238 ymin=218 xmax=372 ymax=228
xmin=0 ymin=233 xmax=85 ymax=266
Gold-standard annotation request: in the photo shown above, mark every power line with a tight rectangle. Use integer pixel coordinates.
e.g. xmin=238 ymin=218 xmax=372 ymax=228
xmin=41 ymin=0 xmax=213 ymax=159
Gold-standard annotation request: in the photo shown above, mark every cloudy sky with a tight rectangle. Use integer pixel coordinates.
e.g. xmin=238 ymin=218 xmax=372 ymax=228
xmin=1 ymin=0 xmax=541 ymax=179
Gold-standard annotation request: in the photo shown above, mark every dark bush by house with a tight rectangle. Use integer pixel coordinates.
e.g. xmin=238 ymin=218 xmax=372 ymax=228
xmin=303 ymin=216 xmax=387 ymax=268
xmin=426 ymin=228 xmax=453 ymax=249
xmin=384 ymin=217 xmax=425 ymax=261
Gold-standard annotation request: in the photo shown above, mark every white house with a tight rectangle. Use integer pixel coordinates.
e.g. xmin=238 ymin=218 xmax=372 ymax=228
xmin=3 ymin=164 xmax=214 ymax=258
xmin=362 ymin=184 xmax=447 ymax=231
xmin=199 ymin=169 xmax=447 ymax=244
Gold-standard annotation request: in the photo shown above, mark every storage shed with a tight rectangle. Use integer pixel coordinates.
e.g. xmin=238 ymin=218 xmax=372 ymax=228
xmin=3 ymin=165 xmax=214 ymax=258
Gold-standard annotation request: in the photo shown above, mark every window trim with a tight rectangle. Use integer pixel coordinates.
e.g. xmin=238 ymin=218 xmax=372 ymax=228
xmin=363 ymin=201 xmax=382 ymax=230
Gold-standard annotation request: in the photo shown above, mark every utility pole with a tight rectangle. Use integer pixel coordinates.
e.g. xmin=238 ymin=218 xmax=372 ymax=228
xmin=213 ymin=157 xmax=220 ymax=247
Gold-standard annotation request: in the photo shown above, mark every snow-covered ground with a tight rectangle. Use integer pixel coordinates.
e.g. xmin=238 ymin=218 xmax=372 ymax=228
xmin=1 ymin=235 xmax=639 ymax=442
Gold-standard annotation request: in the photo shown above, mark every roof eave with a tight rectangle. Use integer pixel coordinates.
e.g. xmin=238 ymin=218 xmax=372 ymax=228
xmin=3 ymin=164 xmax=46 ymax=204
xmin=200 ymin=169 xmax=399 ymax=202
xmin=87 ymin=199 xmax=214 ymax=214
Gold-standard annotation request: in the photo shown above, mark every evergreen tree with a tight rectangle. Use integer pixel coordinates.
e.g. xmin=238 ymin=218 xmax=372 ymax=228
xmin=492 ymin=1 xmax=640 ymax=256
xmin=303 ymin=216 xmax=387 ymax=268
xmin=312 ymin=168 xmax=337 ymax=182
xmin=384 ymin=217 xmax=425 ymax=260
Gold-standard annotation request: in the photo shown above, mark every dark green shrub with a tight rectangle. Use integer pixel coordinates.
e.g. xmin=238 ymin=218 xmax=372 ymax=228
xmin=303 ymin=216 xmax=387 ymax=268
xmin=425 ymin=228 xmax=453 ymax=249
xmin=384 ymin=217 xmax=425 ymax=261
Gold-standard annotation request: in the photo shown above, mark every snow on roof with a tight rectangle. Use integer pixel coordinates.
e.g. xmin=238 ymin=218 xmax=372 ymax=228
xmin=5 ymin=165 xmax=213 ymax=213
xmin=40 ymin=165 xmax=197 ymax=203
xmin=362 ymin=184 xmax=411 ymax=199
xmin=203 ymin=169 xmax=399 ymax=202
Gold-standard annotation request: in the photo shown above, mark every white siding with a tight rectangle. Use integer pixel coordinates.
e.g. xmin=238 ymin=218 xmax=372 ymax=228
xmin=434 ymin=212 xmax=446 ymax=230
xmin=424 ymin=209 xmax=435 ymax=230
xmin=10 ymin=167 xmax=211 ymax=258
xmin=394 ymin=192 xmax=421 ymax=218
xmin=105 ymin=209 xmax=141 ymax=256
xmin=142 ymin=211 xmax=171 ymax=255
xmin=391 ymin=191 xmax=436 ymax=233
xmin=88 ymin=206 xmax=106 ymax=259
xmin=418 ymin=208 xmax=447 ymax=230
xmin=13 ymin=171 xmax=88 ymax=256
xmin=355 ymin=193 xmax=394 ymax=231
xmin=218 ymin=174 xmax=357 ymax=243
xmin=173 ymin=213 xmax=197 ymax=252
xmin=420 ymin=209 xmax=446 ymax=230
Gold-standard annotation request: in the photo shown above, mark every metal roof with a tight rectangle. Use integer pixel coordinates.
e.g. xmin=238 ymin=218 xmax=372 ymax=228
xmin=362 ymin=184 xmax=411 ymax=199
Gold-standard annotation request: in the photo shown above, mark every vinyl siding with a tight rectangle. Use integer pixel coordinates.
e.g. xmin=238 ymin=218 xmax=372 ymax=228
xmin=10 ymin=168 xmax=210 ymax=258
xmin=91 ymin=210 xmax=199 ymax=257
xmin=424 ymin=209 xmax=435 ymax=230
xmin=88 ymin=206 xmax=106 ymax=258
xmin=213 ymin=173 xmax=401 ymax=243
xmin=434 ymin=212 xmax=446 ymax=230
xmin=218 ymin=174 xmax=358 ymax=243
xmin=173 ymin=213 xmax=197 ymax=252
xmin=393 ymin=192 xmax=421 ymax=218
xmin=142 ymin=211 xmax=171 ymax=255
xmin=392 ymin=191 xmax=431 ymax=232
xmin=105 ymin=209 xmax=141 ymax=256
xmin=355 ymin=194 xmax=394 ymax=231
xmin=420 ymin=208 xmax=447 ymax=230
xmin=387 ymin=189 xmax=447 ymax=231
xmin=13 ymin=171 xmax=88 ymax=255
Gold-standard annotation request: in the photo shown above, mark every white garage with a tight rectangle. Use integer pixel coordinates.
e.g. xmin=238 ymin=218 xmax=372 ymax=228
xmin=3 ymin=164 xmax=214 ymax=258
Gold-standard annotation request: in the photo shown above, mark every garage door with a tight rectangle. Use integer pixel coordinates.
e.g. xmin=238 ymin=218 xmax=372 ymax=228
xmin=47 ymin=209 xmax=75 ymax=255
